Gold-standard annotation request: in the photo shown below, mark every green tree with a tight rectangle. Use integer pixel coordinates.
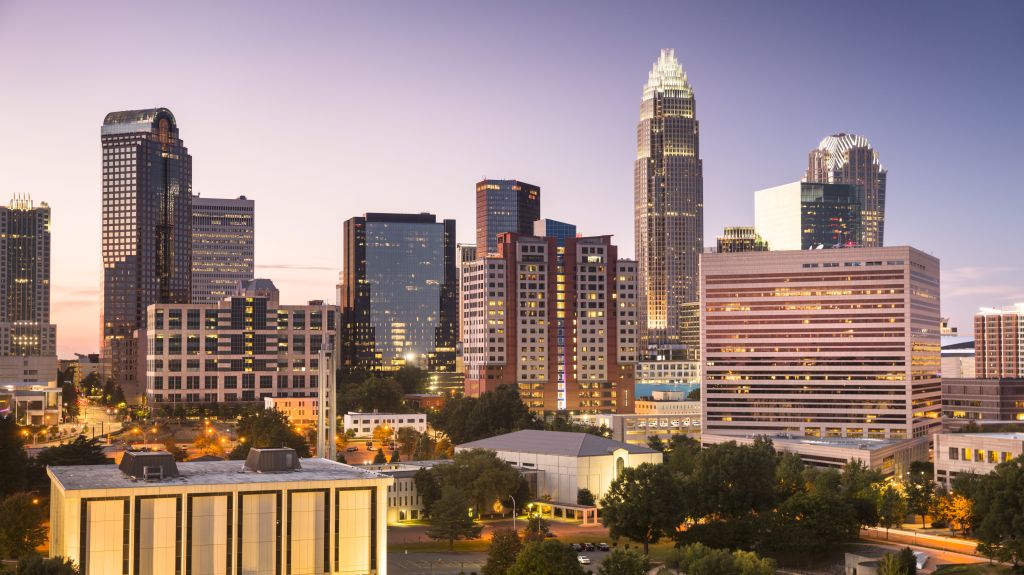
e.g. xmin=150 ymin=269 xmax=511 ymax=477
xmin=482 ymin=528 xmax=522 ymax=575
xmin=60 ymin=382 xmax=80 ymax=421
xmin=228 ymin=408 xmax=310 ymax=460
xmin=686 ymin=387 xmax=700 ymax=401
xmin=35 ymin=435 xmax=111 ymax=467
xmin=0 ymin=415 xmax=30 ymax=498
xmin=413 ymin=467 xmax=443 ymax=517
xmin=418 ymin=449 xmax=526 ymax=519
xmin=876 ymin=482 xmax=909 ymax=536
xmin=507 ymin=540 xmax=585 ymax=575
xmin=877 ymin=549 xmax=916 ymax=575
xmin=666 ymin=543 xmax=775 ymax=575
xmin=973 ymin=458 xmax=1024 ymax=565
xmin=577 ymin=487 xmax=596 ymax=506
xmin=522 ymin=514 xmax=550 ymax=543
xmin=906 ymin=464 xmax=936 ymax=528
xmin=425 ymin=488 xmax=483 ymax=549
xmin=344 ymin=377 xmax=405 ymax=413
xmin=600 ymin=462 xmax=682 ymax=554
xmin=646 ymin=436 xmax=666 ymax=452
xmin=690 ymin=438 xmax=777 ymax=519
xmin=389 ymin=449 xmax=401 ymax=463
xmin=373 ymin=448 xmax=387 ymax=464
xmin=0 ymin=493 xmax=47 ymax=559
xmin=663 ymin=435 xmax=701 ymax=477
xmin=394 ymin=366 xmax=427 ymax=394
xmin=430 ymin=384 xmax=539 ymax=444
xmin=775 ymin=452 xmax=807 ymax=498
xmin=597 ymin=548 xmax=650 ymax=575
xmin=396 ymin=427 xmax=421 ymax=460
xmin=16 ymin=556 xmax=81 ymax=575
xmin=763 ymin=491 xmax=859 ymax=561
xmin=840 ymin=460 xmax=885 ymax=527
xmin=413 ymin=432 xmax=436 ymax=461
xmin=79 ymin=372 xmax=101 ymax=397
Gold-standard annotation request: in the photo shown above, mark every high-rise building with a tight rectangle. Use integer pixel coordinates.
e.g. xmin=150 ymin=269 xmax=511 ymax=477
xmin=101 ymin=108 xmax=192 ymax=399
xmin=975 ymin=303 xmax=1024 ymax=379
xmin=475 ymin=179 xmax=540 ymax=258
xmin=462 ymin=233 xmax=637 ymax=414
xmin=701 ymin=247 xmax=941 ymax=443
xmin=0 ymin=196 xmax=56 ymax=357
xmin=806 ymin=133 xmax=887 ymax=247
xmin=715 ymin=226 xmax=767 ymax=253
xmin=191 ymin=195 xmax=254 ymax=305
xmin=533 ymin=218 xmax=577 ymax=244
xmin=341 ymin=213 xmax=457 ymax=375
xmin=457 ymin=243 xmax=477 ymax=344
xmin=754 ymin=181 xmax=861 ymax=250
xmin=634 ymin=49 xmax=703 ymax=350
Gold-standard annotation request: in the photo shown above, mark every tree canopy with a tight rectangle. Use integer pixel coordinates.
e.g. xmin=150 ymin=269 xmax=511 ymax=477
xmin=506 ymin=540 xmax=585 ymax=575
xmin=973 ymin=458 xmax=1024 ymax=565
xmin=228 ymin=408 xmax=310 ymax=459
xmin=429 ymin=384 xmax=539 ymax=444
xmin=36 ymin=435 xmax=111 ymax=467
xmin=597 ymin=548 xmax=650 ymax=575
xmin=482 ymin=528 xmax=521 ymax=575
xmin=16 ymin=556 xmax=81 ymax=575
xmin=599 ymin=462 xmax=682 ymax=554
xmin=0 ymin=493 xmax=47 ymax=559
xmin=413 ymin=449 xmax=526 ymax=518
xmin=0 ymin=415 xmax=30 ymax=498
xmin=424 ymin=487 xmax=483 ymax=549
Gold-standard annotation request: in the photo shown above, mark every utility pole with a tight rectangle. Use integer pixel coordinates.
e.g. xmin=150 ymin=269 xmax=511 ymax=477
xmin=317 ymin=314 xmax=338 ymax=462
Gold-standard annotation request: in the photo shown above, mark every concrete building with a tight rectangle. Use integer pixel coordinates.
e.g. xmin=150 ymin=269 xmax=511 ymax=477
xmin=361 ymin=461 xmax=447 ymax=524
xmin=975 ymin=303 xmax=1024 ymax=379
xmin=456 ymin=430 xmax=661 ymax=515
xmin=475 ymin=179 xmax=540 ymax=258
xmin=144 ymin=279 xmax=337 ymax=405
xmin=702 ymin=434 xmax=918 ymax=476
xmin=47 ymin=448 xmax=391 ymax=575
xmin=0 ymin=377 xmax=61 ymax=425
xmin=457 ymin=243 xmax=476 ymax=344
xmin=635 ymin=358 xmax=699 ymax=397
xmin=533 ymin=218 xmax=577 ymax=243
xmin=700 ymin=247 xmax=941 ymax=473
xmin=191 ymin=195 xmax=255 ymax=305
xmin=942 ymin=377 xmax=1024 ymax=424
xmin=575 ymin=395 xmax=701 ymax=447
xmin=264 ymin=396 xmax=320 ymax=426
xmin=59 ymin=353 xmax=102 ymax=385
xmin=806 ymin=133 xmax=887 ymax=248
xmin=934 ymin=432 xmax=1024 ymax=487
xmin=343 ymin=411 xmax=427 ymax=438
xmin=754 ymin=181 xmax=861 ymax=250
xmin=462 ymin=233 xmax=637 ymax=413
xmin=942 ymin=338 xmax=976 ymax=379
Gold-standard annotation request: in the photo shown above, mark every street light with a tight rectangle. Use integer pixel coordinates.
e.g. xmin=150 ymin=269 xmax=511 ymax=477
xmin=508 ymin=494 xmax=517 ymax=533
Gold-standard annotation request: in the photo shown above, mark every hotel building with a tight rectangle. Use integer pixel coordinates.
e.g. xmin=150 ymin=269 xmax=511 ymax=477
xmin=974 ymin=303 xmax=1024 ymax=378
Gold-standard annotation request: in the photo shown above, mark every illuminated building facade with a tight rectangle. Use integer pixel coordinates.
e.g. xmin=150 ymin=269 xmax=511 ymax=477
xmin=191 ymin=195 xmax=254 ymax=305
xmin=701 ymin=246 xmax=941 ymax=441
xmin=101 ymin=108 xmax=192 ymax=400
xmin=475 ymin=179 xmax=540 ymax=258
xmin=635 ymin=49 xmax=703 ymax=350
xmin=340 ymin=213 xmax=457 ymax=375
xmin=0 ymin=196 xmax=56 ymax=357
xmin=715 ymin=226 xmax=767 ymax=253
xmin=806 ymin=133 xmax=887 ymax=247
xmin=462 ymin=233 xmax=637 ymax=414
xmin=974 ymin=303 xmax=1024 ymax=378
xmin=754 ymin=181 xmax=861 ymax=250
xmin=533 ymin=218 xmax=577 ymax=244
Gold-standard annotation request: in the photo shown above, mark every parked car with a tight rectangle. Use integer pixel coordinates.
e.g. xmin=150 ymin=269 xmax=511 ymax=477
xmin=570 ymin=543 xmax=582 ymax=552
xmin=913 ymin=551 xmax=928 ymax=569
xmin=364 ymin=441 xmax=373 ymax=447
xmin=577 ymin=555 xmax=591 ymax=565
xmin=582 ymin=543 xmax=595 ymax=552
xmin=345 ymin=446 xmax=358 ymax=452
xmin=597 ymin=542 xmax=610 ymax=551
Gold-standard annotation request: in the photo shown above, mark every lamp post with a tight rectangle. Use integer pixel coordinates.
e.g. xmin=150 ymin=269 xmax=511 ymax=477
xmin=509 ymin=494 xmax=517 ymax=533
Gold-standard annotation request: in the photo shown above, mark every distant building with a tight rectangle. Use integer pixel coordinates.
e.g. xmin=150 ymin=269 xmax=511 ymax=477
xmin=48 ymin=449 xmax=390 ymax=575
xmin=59 ymin=353 xmax=101 ymax=385
xmin=934 ymin=432 xmax=1024 ymax=488
xmin=942 ymin=378 xmax=1024 ymax=423
xmin=940 ymin=318 xmax=959 ymax=336
xmin=362 ymin=461 xmax=448 ymax=523
xmin=702 ymin=434 xmax=920 ymax=476
xmin=343 ymin=412 xmax=427 ymax=438
xmin=942 ymin=339 xmax=976 ymax=379
xmin=263 ymin=396 xmax=320 ymax=426
xmin=806 ymin=133 xmax=887 ymax=247
xmin=475 ymin=179 xmax=540 ymax=257
xmin=635 ymin=356 xmax=699 ymax=398
xmin=457 ymin=243 xmax=476 ymax=344
xmin=575 ymin=391 xmax=701 ymax=446
xmin=715 ymin=226 xmax=767 ymax=253
xmin=191 ymin=195 xmax=254 ymax=305
xmin=975 ymin=303 xmax=1024 ymax=379
xmin=533 ymin=218 xmax=577 ymax=244
xmin=754 ymin=181 xmax=861 ymax=250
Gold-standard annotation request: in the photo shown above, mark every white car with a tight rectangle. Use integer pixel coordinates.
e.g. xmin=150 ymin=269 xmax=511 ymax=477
xmin=912 ymin=551 xmax=928 ymax=569
xmin=577 ymin=555 xmax=591 ymax=565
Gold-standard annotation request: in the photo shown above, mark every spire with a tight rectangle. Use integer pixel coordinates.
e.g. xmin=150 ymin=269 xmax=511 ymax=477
xmin=642 ymin=48 xmax=692 ymax=100
xmin=815 ymin=133 xmax=884 ymax=172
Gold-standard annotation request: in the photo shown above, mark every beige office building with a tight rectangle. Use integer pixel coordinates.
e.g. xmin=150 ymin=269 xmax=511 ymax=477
xmin=701 ymin=247 xmax=941 ymax=445
xmin=934 ymin=432 xmax=1024 ymax=487
xmin=48 ymin=448 xmax=390 ymax=575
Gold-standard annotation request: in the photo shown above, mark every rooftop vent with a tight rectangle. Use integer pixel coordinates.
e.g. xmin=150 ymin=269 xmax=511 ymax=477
xmin=244 ymin=448 xmax=302 ymax=473
xmin=119 ymin=451 xmax=180 ymax=481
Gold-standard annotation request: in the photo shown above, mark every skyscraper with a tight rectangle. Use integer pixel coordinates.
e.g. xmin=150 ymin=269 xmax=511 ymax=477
xmin=101 ymin=108 xmax=192 ymax=399
xmin=191 ymin=195 xmax=255 ymax=305
xmin=533 ymin=218 xmax=577 ymax=244
xmin=340 ymin=213 xmax=457 ymax=375
xmin=475 ymin=179 xmax=540 ymax=258
xmin=806 ymin=133 xmax=887 ymax=247
xmin=974 ymin=303 xmax=1024 ymax=379
xmin=715 ymin=226 xmax=768 ymax=253
xmin=0 ymin=196 xmax=55 ymax=357
xmin=634 ymin=49 xmax=703 ymax=350
xmin=754 ymin=181 xmax=861 ymax=250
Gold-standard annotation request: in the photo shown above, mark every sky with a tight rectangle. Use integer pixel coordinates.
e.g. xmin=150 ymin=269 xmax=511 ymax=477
xmin=0 ymin=0 xmax=1022 ymax=357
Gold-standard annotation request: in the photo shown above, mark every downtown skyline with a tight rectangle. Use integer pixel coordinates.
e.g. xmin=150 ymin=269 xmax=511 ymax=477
xmin=0 ymin=1 xmax=1022 ymax=355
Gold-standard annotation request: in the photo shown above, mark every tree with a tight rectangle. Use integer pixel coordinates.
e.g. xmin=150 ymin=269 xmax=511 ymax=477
xmin=906 ymin=465 xmax=936 ymax=528
xmin=666 ymin=543 xmax=775 ymax=575
xmin=763 ymin=491 xmax=859 ymax=561
xmin=35 ymin=435 xmax=111 ymax=467
xmin=877 ymin=549 xmax=916 ymax=575
xmin=413 ymin=467 xmax=443 ymax=517
xmin=522 ymin=514 xmax=550 ymax=543
xmin=935 ymin=490 xmax=972 ymax=534
xmin=0 ymin=415 xmax=30 ymax=498
xmin=577 ymin=488 xmax=596 ymax=506
xmin=193 ymin=431 xmax=225 ymax=456
xmin=482 ymin=528 xmax=522 ymax=575
xmin=507 ymin=541 xmax=585 ymax=575
xmin=840 ymin=460 xmax=885 ymax=527
xmin=396 ymin=427 xmax=421 ymax=460
xmin=389 ymin=449 xmax=401 ymax=463
xmin=598 ymin=548 xmax=650 ymax=575
xmin=973 ymin=458 xmax=1024 ymax=565
xmin=60 ymin=382 xmax=80 ymax=421
xmin=646 ymin=436 xmax=666 ymax=452
xmin=228 ymin=409 xmax=310 ymax=460
xmin=394 ymin=366 xmax=427 ymax=394
xmin=775 ymin=453 xmax=807 ymax=498
xmin=600 ymin=462 xmax=682 ymax=554
xmin=424 ymin=488 xmax=483 ymax=549
xmin=413 ymin=432 xmax=436 ymax=461
xmin=416 ymin=449 xmax=526 ymax=519
xmin=344 ymin=378 xmax=405 ymax=413
xmin=161 ymin=438 xmax=188 ymax=462
xmin=16 ymin=556 xmax=80 ymax=575
xmin=876 ymin=482 xmax=909 ymax=537
xmin=689 ymin=438 xmax=777 ymax=519
xmin=686 ymin=387 xmax=700 ymax=401
xmin=373 ymin=448 xmax=387 ymax=464
xmin=372 ymin=425 xmax=394 ymax=448
xmin=0 ymin=493 xmax=47 ymax=559
xmin=430 ymin=384 xmax=539 ymax=444
xmin=663 ymin=435 xmax=701 ymax=477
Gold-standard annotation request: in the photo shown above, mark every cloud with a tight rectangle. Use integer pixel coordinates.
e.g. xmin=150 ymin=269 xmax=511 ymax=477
xmin=943 ymin=266 xmax=1017 ymax=284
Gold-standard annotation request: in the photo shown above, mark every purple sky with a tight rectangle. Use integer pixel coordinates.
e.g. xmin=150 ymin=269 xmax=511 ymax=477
xmin=0 ymin=1 xmax=1021 ymax=356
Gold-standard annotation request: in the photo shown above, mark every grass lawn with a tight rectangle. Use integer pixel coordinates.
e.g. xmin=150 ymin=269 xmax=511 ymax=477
xmin=933 ymin=565 xmax=1015 ymax=574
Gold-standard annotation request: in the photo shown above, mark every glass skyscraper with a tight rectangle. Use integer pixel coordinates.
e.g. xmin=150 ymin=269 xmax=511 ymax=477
xmin=0 ymin=196 xmax=55 ymax=357
xmin=341 ymin=213 xmax=457 ymax=375
xmin=806 ymin=133 xmax=887 ymax=247
xmin=754 ymin=181 xmax=861 ymax=250
xmin=101 ymin=108 xmax=192 ymax=399
xmin=475 ymin=179 xmax=540 ymax=257
xmin=191 ymin=195 xmax=255 ymax=305
xmin=634 ymin=49 xmax=703 ymax=351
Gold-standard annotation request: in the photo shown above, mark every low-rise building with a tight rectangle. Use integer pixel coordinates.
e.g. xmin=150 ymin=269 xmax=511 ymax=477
xmin=933 ymin=432 xmax=1024 ymax=487
xmin=47 ymin=448 xmax=391 ymax=575
xmin=343 ymin=411 xmax=427 ymax=438
xmin=0 ymin=380 xmax=61 ymax=425
xmin=942 ymin=378 xmax=1024 ymax=425
xmin=575 ymin=392 xmax=701 ymax=446
xmin=264 ymin=396 xmax=319 ymax=426
xmin=361 ymin=461 xmax=448 ymax=524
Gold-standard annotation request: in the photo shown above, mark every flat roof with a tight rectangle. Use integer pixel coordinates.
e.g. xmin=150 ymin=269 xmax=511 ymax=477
xmin=457 ymin=429 xmax=659 ymax=457
xmin=957 ymin=432 xmax=1024 ymax=440
xmin=49 ymin=457 xmax=386 ymax=492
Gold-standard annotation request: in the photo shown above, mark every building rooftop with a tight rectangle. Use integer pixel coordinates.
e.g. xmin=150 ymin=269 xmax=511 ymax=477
xmin=957 ymin=433 xmax=1024 ymax=441
xmin=457 ymin=429 xmax=659 ymax=457
xmin=49 ymin=457 xmax=385 ymax=491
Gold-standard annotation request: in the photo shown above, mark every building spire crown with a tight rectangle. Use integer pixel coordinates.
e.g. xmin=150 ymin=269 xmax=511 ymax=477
xmin=643 ymin=48 xmax=692 ymax=100
xmin=815 ymin=133 xmax=885 ymax=173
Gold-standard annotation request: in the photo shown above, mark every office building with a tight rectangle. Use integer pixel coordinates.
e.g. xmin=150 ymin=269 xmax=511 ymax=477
xmin=700 ymin=247 xmax=941 ymax=472
xmin=59 ymin=353 xmax=101 ymax=386
xmin=340 ymin=213 xmax=457 ymax=376
xmin=533 ymin=218 xmax=577 ymax=243
xmin=47 ymin=448 xmax=391 ymax=575
xmin=806 ymin=133 xmax=887 ymax=247
xmin=343 ymin=412 xmax=427 ymax=438
xmin=934 ymin=433 xmax=1024 ymax=488
xmin=475 ymin=179 xmax=540 ymax=258
xmin=101 ymin=108 xmax=192 ymax=400
xmin=975 ymin=303 xmax=1024 ymax=378
xmin=634 ymin=49 xmax=703 ymax=350
xmin=191 ymin=195 xmax=254 ymax=305
xmin=457 ymin=243 xmax=476 ymax=343
xmin=263 ymin=396 xmax=320 ymax=426
xmin=462 ymin=234 xmax=637 ymax=413
xmin=715 ymin=226 xmax=767 ymax=253
xmin=942 ymin=378 xmax=1024 ymax=424
xmin=144 ymin=279 xmax=337 ymax=404
xmin=942 ymin=339 xmax=976 ymax=379
xmin=754 ymin=181 xmax=861 ymax=250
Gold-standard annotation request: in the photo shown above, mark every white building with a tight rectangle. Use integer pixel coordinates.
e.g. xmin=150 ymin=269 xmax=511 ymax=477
xmin=48 ymin=448 xmax=391 ymax=575
xmin=456 ymin=430 xmax=661 ymax=512
xmin=636 ymin=360 xmax=699 ymax=387
xmin=343 ymin=411 xmax=427 ymax=437
xmin=575 ymin=392 xmax=701 ymax=446
xmin=933 ymin=432 xmax=1024 ymax=488
xmin=361 ymin=461 xmax=448 ymax=524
